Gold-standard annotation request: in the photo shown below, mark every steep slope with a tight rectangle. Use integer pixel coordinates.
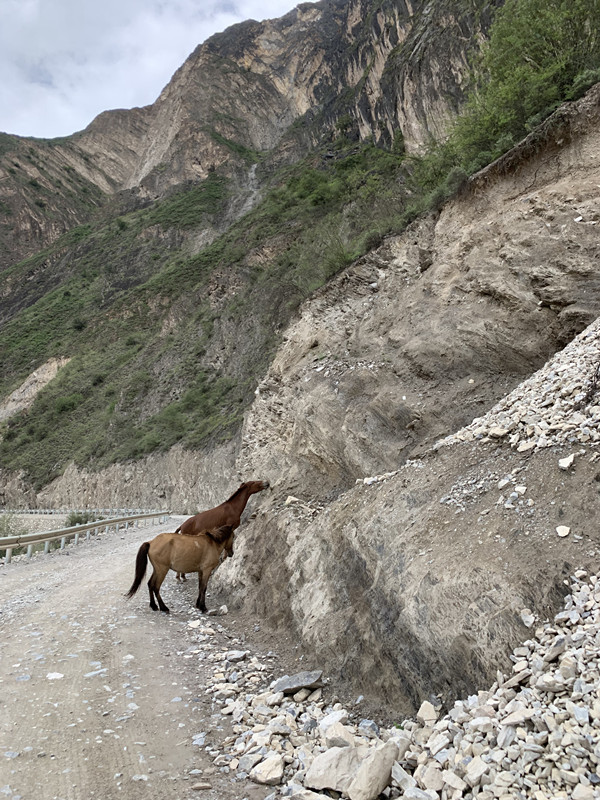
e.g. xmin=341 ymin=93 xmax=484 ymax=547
xmin=238 ymin=86 xmax=600 ymax=500
xmin=214 ymin=85 xmax=600 ymax=712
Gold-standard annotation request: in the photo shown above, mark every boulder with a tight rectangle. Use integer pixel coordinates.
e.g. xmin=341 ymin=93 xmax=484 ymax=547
xmin=304 ymin=745 xmax=370 ymax=793
xmin=346 ymin=741 xmax=399 ymax=800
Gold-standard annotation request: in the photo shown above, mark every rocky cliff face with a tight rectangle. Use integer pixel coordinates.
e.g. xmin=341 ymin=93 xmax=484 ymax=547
xmin=219 ymin=86 xmax=600 ymax=711
xmin=0 ymin=0 xmax=495 ymax=270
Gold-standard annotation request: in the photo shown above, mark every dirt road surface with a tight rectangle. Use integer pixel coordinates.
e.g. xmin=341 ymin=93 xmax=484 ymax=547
xmin=0 ymin=517 xmax=293 ymax=800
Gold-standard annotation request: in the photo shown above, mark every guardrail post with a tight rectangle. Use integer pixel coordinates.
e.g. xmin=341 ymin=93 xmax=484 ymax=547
xmin=5 ymin=547 xmax=12 ymax=564
xmin=60 ymin=537 xmax=66 ymax=550
xmin=44 ymin=541 xmax=50 ymax=554
xmin=27 ymin=544 xmax=33 ymax=559
xmin=74 ymin=533 xmax=79 ymax=545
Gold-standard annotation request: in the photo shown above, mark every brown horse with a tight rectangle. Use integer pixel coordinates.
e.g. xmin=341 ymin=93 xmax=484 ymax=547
xmin=125 ymin=525 xmax=235 ymax=614
xmin=175 ymin=479 xmax=269 ymax=580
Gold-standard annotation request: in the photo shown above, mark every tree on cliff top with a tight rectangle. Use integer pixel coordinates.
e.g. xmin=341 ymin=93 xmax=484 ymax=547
xmin=452 ymin=0 xmax=600 ymax=171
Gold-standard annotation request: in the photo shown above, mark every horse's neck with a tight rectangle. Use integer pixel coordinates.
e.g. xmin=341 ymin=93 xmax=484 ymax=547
xmin=228 ymin=488 xmax=251 ymax=515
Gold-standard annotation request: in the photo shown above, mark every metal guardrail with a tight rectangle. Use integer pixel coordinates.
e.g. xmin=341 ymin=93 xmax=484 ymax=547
xmin=0 ymin=508 xmax=159 ymax=516
xmin=0 ymin=511 xmax=171 ymax=564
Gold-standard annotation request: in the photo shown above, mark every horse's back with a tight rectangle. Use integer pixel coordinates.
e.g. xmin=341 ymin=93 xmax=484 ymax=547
xmin=178 ymin=507 xmax=229 ymax=535
xmin=149 ymin=530 xmax=217 ymax=573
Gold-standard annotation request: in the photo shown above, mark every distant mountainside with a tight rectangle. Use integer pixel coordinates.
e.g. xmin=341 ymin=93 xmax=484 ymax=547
xmin=0 ymin=0 xmax=499 ymax=270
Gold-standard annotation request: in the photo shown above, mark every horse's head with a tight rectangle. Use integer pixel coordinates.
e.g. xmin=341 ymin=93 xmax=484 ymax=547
xmin=210 ymin=524 xmax=235 ymax=558
xmin=247 ymin=479 xmax=270 ymax=494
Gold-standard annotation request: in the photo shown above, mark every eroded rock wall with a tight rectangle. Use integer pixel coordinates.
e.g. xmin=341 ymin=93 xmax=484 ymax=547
xmin=211 ymin=87 xmax=600 ymax=712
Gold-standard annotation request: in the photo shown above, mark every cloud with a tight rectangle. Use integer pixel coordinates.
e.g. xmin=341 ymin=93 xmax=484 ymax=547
xmin=0 ymin=0 xmax=302 ymax=138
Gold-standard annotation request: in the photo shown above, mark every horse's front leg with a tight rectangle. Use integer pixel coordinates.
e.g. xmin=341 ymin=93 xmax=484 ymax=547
xmin=196 ymin=568 xmax=212 ymax=613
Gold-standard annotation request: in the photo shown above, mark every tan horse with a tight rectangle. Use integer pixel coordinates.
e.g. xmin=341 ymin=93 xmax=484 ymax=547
xmin=175 ymin=479 xmax=269 ymax=580
xmin=125 ymin=525 xmax=234 ymax=614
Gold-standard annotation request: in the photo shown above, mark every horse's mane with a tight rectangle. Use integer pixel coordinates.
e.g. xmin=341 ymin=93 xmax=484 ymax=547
xmin=205 ymin=525 xmax=234 ymax=544
xmin=225 ymin=482 xmax=248 ymax=503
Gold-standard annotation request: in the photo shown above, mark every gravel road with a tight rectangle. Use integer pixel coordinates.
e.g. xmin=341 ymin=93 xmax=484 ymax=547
xmin=0 ymin=517 xmax=280 ymax=800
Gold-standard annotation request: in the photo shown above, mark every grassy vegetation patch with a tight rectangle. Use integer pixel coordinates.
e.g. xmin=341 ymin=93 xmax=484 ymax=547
xmin=208 ymin=129 xmax=263 ymax=165
xmin=147 ymin=172 xmax=229 ymax=229
xmin=411 ymin=0 xmax=600 ymax=191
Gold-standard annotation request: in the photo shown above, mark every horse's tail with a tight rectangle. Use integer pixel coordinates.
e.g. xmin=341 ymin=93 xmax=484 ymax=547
xmin=125 ymin=541 xmax=150 ymax=599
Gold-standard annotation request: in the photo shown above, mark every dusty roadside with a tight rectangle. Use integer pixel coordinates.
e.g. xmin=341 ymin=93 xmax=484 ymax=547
xmin=0 ymin=518 xmax=302 ymax=800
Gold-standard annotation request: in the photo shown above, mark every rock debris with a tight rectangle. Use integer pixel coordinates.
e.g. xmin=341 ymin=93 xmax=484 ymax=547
xmin=435 ymin=317 xmax=600 ymax=453
xmin=196 ymin=571 xmax=600 ymax=799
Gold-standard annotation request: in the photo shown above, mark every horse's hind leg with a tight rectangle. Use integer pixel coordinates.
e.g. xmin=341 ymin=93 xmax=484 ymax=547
xmin=149 ymin=566 xmax=170 ymax=613
xmin=147 ymin=570 xmax=158 ymax=611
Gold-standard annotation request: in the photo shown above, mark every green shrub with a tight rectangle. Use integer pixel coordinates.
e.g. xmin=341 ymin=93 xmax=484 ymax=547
xmin=55 ymin=393 xmax=84 ymax=414
xmin=67 ymin=511 xmax=103 ymax=526
xmin=567 ymin=67 xmax=600 ymax=100
xmin=451 ymin=0 xmax=600 ymax=170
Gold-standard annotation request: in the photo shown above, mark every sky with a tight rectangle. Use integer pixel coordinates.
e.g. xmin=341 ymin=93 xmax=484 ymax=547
xmin=0 ymin=0 xmax=302 ymax=139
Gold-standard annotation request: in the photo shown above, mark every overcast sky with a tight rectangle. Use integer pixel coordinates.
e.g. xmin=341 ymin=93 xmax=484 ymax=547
xmin=0 ymin=0 xmax=302 ymax=139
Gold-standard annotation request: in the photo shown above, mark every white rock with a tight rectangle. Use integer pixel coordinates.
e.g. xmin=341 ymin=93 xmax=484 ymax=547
xmin=556 ymin=525 xmax=571 ymax=537
xmin=520 ymin=608 xmax=535 ymax=627
xmin=391 ymin=762 xmax=417 ymax=790
xmin=442 ymin=770 xmax=467 ymax=791
xmin=249 ymin=753 xmax=285 ymax=785
xmin=558 ymin=454 xmax=575 ymax=470
xmin=324 ymin=722 xmax=355 ymax=748
xmin=464 ymin=755 xmax=489 ymax=787
xmin=346 ymin=741 xmax=398 ymax=800
xmin=318 ymin=709 xmax=349 ymax=735
xmin=416 ymin=701 xmax=438 ymax=726
xmin=288 ymin=789 xmax=333 ymax=800
xmin=388 ymin=733 xmax=412 ymax=760
xmin=572 ymin=785 xmax=595 ymax=800
xmin=304 ymin=746 xmax=369 ymax=793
